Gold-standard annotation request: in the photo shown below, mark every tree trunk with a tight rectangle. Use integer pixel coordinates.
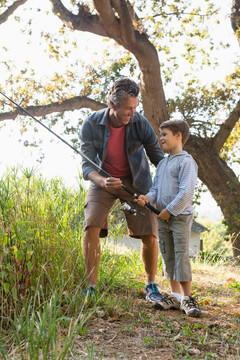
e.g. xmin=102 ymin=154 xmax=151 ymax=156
xmin=186 ymin=136 xmax=240 ymax=258
xmin=231 ymin=0 xmax=240 ymax=44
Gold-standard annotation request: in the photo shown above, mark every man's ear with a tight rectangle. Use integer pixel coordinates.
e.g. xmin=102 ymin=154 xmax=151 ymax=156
xmin=109 ymin=100 xmax=115 ymax=109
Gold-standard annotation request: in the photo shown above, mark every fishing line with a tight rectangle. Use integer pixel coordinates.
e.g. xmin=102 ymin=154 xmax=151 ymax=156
xmin=0 ymin=90 xmax=159 ymax=215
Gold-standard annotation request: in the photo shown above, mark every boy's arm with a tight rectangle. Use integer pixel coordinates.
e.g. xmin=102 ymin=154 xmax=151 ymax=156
xmin=166 ymin=157 xmax=198 ymax=216
xmin=158 ymin=208 xmax=171 ymax=222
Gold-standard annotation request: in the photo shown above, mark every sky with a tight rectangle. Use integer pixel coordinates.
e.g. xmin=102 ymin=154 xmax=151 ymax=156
xmin=0 ymin=0 xmax=239 ymax=222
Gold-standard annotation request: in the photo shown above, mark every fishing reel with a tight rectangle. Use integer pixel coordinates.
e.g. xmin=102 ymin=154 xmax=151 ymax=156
xmin=120 ymin=201 xmax=145 ymax=216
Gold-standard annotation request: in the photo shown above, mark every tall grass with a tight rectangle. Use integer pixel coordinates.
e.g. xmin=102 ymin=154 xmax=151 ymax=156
xmin=0 ymin=167 xmax=87 ymax=324
xmin=0 ymin=167 xmax=144 ymax=358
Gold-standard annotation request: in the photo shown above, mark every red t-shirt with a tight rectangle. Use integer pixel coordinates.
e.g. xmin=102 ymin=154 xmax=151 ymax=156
xmin=102 ymin=124 xmax=131 ymax=178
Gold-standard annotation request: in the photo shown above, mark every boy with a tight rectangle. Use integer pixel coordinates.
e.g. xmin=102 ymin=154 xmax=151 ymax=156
xmin=136 ymin=119 xmax=201 ymax=317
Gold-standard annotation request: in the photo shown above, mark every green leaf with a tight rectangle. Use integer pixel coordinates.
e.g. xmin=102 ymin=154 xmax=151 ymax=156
xmin=3 ymin=283 xmax=10 ymax=293
xmin=16 ymin=249 xmax=24 ymax=261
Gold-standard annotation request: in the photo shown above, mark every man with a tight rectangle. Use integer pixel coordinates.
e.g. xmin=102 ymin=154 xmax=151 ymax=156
xmin=80 ymin=77 xmax=164 ymax=302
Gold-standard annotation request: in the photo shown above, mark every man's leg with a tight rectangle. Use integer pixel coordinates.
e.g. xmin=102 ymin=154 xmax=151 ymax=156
xmin=141 ymin=235 xmax=158 ymax=282
xmin=82 ymin=226 xmax=101 ymax=286
xmin=141 ymin=235 xmax=163 ymax=302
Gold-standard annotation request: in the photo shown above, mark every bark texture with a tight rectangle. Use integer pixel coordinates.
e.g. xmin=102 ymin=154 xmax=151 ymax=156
xmin=231 ymin=0 xmax=240 ymax=44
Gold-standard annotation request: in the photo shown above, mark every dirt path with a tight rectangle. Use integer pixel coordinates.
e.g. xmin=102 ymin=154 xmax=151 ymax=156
xmin=72 ymin=264 xmax=240 ymax=359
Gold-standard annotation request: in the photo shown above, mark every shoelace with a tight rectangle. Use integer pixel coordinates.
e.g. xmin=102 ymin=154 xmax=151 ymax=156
xmin=183 ymin=296 xmax=200 ymax=309
xmin=151 ymin=283 xmax=160 ymax=293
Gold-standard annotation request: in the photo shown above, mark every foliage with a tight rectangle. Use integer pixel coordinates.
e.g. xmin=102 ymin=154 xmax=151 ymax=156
xmin=0 ymin=170 xmax=239 ymax=358
xmin=0 ymin=167 xmax=86 ymax=328
xmin=198 ymin=219 xmax=232 ymax=257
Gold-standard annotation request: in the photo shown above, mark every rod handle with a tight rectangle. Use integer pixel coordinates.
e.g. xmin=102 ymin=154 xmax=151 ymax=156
xmin=122 ymin=185 xmax=160 ymax=215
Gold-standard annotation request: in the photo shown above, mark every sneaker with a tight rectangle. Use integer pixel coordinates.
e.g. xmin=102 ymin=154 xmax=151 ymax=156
xmin=83 ymin=287 xmax=95 ymax=297
xmin=154 ymin=294 xmax=180 ymax=310
xmin=180 ymin=296 xmax=201 ymax=317
xmin=145 ymin=283 xmax=163 ymax=302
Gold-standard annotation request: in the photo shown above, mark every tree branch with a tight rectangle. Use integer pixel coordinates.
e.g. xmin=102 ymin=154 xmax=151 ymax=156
xmin=93 ymin=0 xmax=119 ymax=38
xmin=0 ymin=96 xmax=106 ymax=122
xmin=0 ymin=0 xmax=28 ymax=25
xmin=212 ymin=99 xmax=240 ymax=152
xmin=48 ymin=0 xmax=169 ymax=127
xmin=231 ymin=0 xmax=240 ymax=42
xmin=49 ymin=0 xmax=108 ymax=36
xmin=111 ymin=0 xmax=136 ymax=44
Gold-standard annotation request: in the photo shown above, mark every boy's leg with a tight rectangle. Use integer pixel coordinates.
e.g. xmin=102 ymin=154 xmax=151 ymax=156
xmin=180 ymin=280 xmax=192 ymax=296
xmin=170 ymin=280 xmax=181 ymax=293
xmin=153 ymin=221 xmax=181 ymax=309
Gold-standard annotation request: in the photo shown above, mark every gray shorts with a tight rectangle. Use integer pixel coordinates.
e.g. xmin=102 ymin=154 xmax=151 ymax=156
xmin=158 ymin=214 xmax=193 ymax=282
xmin=84 ymin=176 xmax=158 ymax=239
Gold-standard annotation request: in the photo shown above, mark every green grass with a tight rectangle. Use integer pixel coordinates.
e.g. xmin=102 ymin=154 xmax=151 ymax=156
xmin=0 ymin=167 xmax=146 ymax=358
xmin=0 ymin=167 xmax=239 ymax=359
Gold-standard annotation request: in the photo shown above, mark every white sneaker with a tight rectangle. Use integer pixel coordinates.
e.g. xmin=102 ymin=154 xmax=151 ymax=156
xmin=154 ymin=294 xmax=180 ymax=310
xmin=180 ymin=296 xmax=201 ymax=317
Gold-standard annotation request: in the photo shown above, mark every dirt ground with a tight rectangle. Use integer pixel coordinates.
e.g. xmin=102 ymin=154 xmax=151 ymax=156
xmin=72 ymin=264 xmax=240 ymax=359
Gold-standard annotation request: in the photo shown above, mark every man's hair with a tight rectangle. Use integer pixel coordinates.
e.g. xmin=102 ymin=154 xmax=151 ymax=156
xmin=160 ymin=119 xmax=190 ymax=145
xmin=107 ymin=78 xmax=140 ymax=107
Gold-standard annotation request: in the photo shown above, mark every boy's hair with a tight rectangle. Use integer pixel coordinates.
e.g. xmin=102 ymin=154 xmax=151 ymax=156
xmin=160 ymin=119 xmax=190 ymax=145
xmin=107 ymin=78 xmax=140 ymax=107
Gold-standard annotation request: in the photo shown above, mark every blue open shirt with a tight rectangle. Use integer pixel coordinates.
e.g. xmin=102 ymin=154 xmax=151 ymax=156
xmin=80 ymin=108 xmax=164 ymax=194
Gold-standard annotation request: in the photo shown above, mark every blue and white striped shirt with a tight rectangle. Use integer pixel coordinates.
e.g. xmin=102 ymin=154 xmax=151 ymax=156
xmin=147 ymin=151 xmax=198 ymax=216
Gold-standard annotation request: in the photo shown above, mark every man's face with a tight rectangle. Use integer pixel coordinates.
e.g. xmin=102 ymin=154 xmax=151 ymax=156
xmin=109 ymin=96 xmax=138 ymax=127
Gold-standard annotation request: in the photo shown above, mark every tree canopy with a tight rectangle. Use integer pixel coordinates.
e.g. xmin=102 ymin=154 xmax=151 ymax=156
xmin=0 ymin=0 xmax=240 ymax=256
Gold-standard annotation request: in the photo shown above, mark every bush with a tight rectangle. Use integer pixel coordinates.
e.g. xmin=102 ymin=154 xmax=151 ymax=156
xmin=198 ymin=218 xmax=233 ymax=259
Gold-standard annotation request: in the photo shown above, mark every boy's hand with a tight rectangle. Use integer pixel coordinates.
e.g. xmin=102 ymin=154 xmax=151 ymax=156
xmin=134 ymin=195 xmax=149 ymax=207
xmin=158 ymin=208 xmax=171 ymax=222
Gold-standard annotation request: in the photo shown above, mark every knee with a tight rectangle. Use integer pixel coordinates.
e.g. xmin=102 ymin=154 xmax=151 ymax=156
xmin=84 ymin=226 xmax=101 ymax=238
xmin=141 ymin=235 xmax=158 ymax=246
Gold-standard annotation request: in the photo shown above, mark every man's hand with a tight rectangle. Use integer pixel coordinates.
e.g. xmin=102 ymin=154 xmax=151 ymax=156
xmin=103 ymin=177 xmax=123 ymax=189
xmin=134 ymin=194 xmax=150 ymax=207
xmin=158 ymin=208 xmax=171 ymax=222
xmin=87 ymin=171 xmax=123 ymax=189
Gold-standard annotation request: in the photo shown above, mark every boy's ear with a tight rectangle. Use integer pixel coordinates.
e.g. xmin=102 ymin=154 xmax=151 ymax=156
xmin=177 ymin=131 xmax=182 ymax=140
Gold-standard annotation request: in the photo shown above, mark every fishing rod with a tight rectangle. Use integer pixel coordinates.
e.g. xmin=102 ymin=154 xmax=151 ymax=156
xmin=0 ymin=90 xmax=159 ymax=215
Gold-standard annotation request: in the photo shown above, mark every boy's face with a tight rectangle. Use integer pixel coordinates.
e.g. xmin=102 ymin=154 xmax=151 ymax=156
xmin=159 ymin=128 xmax=182 ymax=155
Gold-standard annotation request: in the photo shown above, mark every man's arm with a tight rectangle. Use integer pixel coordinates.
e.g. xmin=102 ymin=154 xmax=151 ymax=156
xmin=139 ymin=116 xmax=164 ymax=166
xmin=87 ymin=170 xmax=123 ymax=189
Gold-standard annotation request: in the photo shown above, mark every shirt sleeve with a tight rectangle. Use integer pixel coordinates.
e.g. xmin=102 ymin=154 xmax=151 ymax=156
xmin=80 ymin=118 xmax=99 ymax=180
xmin=146 ymin=162 xmax=161 ymax=204
xmin=166 ymin=157 xmax=198 ymax=216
